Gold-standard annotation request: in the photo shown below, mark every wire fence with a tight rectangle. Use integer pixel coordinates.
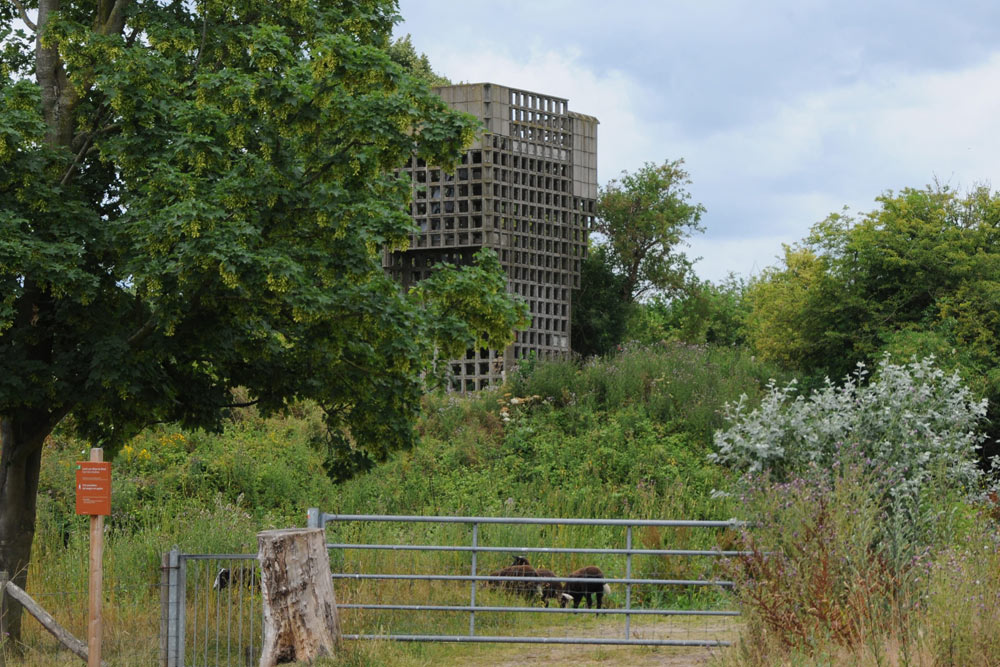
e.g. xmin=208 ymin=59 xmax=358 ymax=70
xmin=161 ymin=551 xmax=261 ymax=667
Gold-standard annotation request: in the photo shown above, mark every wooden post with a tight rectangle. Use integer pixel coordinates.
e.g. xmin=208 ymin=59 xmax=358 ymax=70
xmin=257 ymin=528 xmax=340 ymax=666
xmin=88 ymin=448 xmax=103 ymax=667
xmin=2 ymin=580 xmax=105 ymax=666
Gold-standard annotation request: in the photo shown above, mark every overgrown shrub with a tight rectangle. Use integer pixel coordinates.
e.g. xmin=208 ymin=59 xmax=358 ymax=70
xmin=716 ymin=355 xmax=993 ymax=661
xmin=920 ymin=508 xmax=1000 ymax=664
xmin=727 ymin=464 xmax=920 ymax=655
xmin=712 ymin=355 xmax=987 ymax=515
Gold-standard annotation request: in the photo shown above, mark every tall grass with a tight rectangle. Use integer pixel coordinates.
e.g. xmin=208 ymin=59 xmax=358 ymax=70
xmin=710 ymin=355 xmax=1000 ymax=665
xmin=8 ymin=343 xmax=775 ymax=664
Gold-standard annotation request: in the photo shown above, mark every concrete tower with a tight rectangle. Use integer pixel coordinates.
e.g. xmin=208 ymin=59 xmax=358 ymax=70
xmin=386 ymin=83 xmax=598 ymax=391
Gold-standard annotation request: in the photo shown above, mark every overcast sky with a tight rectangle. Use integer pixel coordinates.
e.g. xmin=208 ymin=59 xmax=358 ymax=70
xmin=394 ymin=0 xmax=1000 ymax=283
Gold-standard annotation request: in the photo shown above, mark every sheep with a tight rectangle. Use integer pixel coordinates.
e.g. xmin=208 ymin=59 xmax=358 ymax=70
xmin=535 ymin=567 xmax=573 ymax=607
xmin=484 ymin=556 xmax=543 ymax=601
xmin=212 ymin=565 xmax=260 ymax=592
xmin=486 ymin=564 xmax=542 ymax=600
xmin=563 ymin=565 xmax=611 ymax=609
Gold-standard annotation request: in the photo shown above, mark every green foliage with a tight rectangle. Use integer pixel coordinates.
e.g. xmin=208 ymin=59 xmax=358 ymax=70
xmin=921 ymin=509 xmax=1000 ymax=665
xmin=37 ymin=406 xmax=337 ymax=547
xmin=388 ymin=34 xmax=451 ymax=87
xmin=410 ymin=248 xmax=530 ymax=363
xmin=713 ymin=356 xmax=987 ymax=520
xmin=720 ymin=423 xmax=999 ymax=665
xmin=1 ymin=2 xmax=522 ymax=480
xmin=744 ymin=185 xmax=1000 ymax=453
xmin=626 ymin=275 xmax=749 ymax=346
xmin=594 ymin=159 xmax=705 ymax=304
xmin=726 ymin=464 xmax=919 ymax=657
xmin=338 ymin=342 xmax=783 ymax=523
xmin=570 ymin=245 xmax=632 ymax=356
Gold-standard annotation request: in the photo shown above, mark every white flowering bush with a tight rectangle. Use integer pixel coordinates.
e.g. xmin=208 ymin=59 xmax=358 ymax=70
xmin=712 ymin=355 xmax=988 ymax=500
xmin=717 ymin=356 xmax=990 ymax=658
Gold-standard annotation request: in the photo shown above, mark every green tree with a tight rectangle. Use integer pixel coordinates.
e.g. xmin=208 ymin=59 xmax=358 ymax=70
xmin=571 ymin=245 xmax=632 ymax=357
xmin=0 ymin=0 xmax=524 ymax=641
xmin=627 ymin=275 xmax=749 ymax=346
xmin=388 ymin=34 xmax=451 ymax=87
xmin=594 ymin=159 xmax=705 ymax=304
xmin=745 ymin=185 xmax=1000 ymax=455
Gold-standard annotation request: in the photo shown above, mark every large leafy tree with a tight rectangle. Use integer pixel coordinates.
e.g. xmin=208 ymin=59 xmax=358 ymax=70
xmin=594 ymin=159 xmax=705 ymax=304
xmin=0 ymin=0 xmax=524 ymax=641
xmin=745 ymin=185 xmax=1000 ymax=456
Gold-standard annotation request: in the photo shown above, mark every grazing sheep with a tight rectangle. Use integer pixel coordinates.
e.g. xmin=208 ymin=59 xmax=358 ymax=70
xmin=563 ymin=565 xmax=611 ymax=609
xmin=485 ymin=556 xmax=542 ymax=601
xmin=535 ymin=567 xmax=573 ymax=607
xmin=212 ymin=565 xmax=259 ymax=592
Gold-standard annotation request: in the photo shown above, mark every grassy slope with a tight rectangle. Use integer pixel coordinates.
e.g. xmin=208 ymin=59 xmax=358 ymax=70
xmin=15 ymin=343 xmax=780 ymax=665
xmin=335 ymin=343 xmax=778 ymax=521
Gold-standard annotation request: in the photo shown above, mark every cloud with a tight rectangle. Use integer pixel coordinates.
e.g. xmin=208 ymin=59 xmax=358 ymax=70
xmin=396 ymin=2 xmax=1000 ymax=281
xmin=688 ymin=234 xmax=795 ymax=284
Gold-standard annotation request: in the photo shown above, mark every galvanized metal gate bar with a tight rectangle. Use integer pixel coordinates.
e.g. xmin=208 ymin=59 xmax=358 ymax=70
xmin=324 ymin=543 xmax=751 ymax=556
xmin=330 ymin=572 xmax=733 ymax=586
xmin=313 ymin=513 xmax=741 ymax=527
xmin=335 ymin=603 xmax=739 ymax=615
xmin=162 ymin=511 xmax=743 ymax=664
xmin=311 ymin=510 xmax=742 ymax=647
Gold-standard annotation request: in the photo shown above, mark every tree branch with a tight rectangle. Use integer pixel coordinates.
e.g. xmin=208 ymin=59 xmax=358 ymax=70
xmin=60 ymin=105 xmax=111 ymax=186
xmin=98 ymin=0 xmax=130 ymax=36
xmin=192 ymin=10 xmax=208 ymax=71
xmin=303 ymin=140 xmax=362 ymax=186
xmin=126 ymin=318 xmax=156 ymax=348
xmin=221 ymin=399 xmax=260 ymax=409
xmin=12 ymin=0 xmax=37 ymax=32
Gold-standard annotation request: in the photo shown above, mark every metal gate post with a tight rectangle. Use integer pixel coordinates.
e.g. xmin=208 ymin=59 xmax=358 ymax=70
xmin=161 ymin=548 xmax=186 ymax=667
xmin=177 ymin=554 xmax=186 ymax=666
xmin=306 ymin=508 xmax=321 ymax=529
xmin=625 ymin=526 xmax=633 ymax=639
xmin=469 ymin=523 xmax=478 ymax=637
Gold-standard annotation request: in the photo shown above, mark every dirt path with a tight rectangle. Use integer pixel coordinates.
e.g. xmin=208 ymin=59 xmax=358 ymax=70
xmin=453 ymin=617 xmax=739 ymax=666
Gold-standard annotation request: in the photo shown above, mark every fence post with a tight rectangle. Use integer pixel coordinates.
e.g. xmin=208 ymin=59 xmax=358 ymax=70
xmin=159 ymin=555 xmax=167 ymax=667
xmin=177 ymin=553 xmax=186 ymax=667
xmin=306 ymin=508 xmax=321 ymax=529
xmin=469 ymin=523 xmax=478 ymax=637
xmin=160 ymin=548 xmax=185 ymax=667
xmin=625 ymin=525 xmax=633 ymax=639
xmin=258 ymin=528 xmax=340 ymax=665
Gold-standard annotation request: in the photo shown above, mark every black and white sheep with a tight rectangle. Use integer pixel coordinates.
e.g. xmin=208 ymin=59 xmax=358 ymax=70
xmin=212 ymin=565 xmax=260 ymax=592
xmin=535 ymin=567 xmax=573 ymax=607
xmin=563 ymin=565 xmax=611 ymax=609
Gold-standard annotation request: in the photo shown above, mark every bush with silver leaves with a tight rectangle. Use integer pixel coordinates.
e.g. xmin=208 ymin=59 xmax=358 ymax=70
xmin=711 ymin=355 xmax=988 ymax=505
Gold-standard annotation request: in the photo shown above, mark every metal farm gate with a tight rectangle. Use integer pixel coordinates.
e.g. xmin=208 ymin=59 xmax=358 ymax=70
xmin=161 ymin=510 xmax=744 ymax=665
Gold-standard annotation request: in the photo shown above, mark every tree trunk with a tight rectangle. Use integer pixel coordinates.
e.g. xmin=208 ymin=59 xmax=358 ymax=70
xmin=0 ymin=417 xmax=46 ymax=647
xmin=257 ymin=528 xmax=340 ymax=666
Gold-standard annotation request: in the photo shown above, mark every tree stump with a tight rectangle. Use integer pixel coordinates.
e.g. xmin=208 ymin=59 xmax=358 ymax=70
xmin=257 ymin=528 xmax=340 ymax=666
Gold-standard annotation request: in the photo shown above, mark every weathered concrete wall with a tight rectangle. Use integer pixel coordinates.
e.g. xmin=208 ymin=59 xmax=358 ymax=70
xmin=385 ymin=83 xmax=598 ymax=391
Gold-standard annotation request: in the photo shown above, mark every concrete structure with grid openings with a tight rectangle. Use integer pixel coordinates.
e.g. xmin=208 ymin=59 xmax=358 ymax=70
xmin=385 ymin=83 xmax=598 ymax=391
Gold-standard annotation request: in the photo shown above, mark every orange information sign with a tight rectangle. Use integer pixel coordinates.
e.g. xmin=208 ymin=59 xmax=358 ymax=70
xmin=75 ymin=461 xmax=111 ymax=516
